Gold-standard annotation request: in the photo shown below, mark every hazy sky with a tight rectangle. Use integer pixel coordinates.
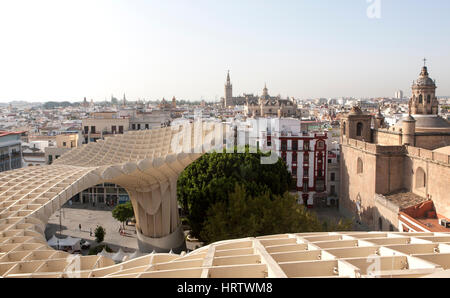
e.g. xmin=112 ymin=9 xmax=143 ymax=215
xmin=0 ymin=0 xmax=449 ymax=102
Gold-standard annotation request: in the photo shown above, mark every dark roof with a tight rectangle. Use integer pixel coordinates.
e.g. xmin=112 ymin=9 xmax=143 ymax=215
xmin=395 ymin=115 xmax=450 ymax=128
xmin=384 ymin=190 xmax=428 ymax=209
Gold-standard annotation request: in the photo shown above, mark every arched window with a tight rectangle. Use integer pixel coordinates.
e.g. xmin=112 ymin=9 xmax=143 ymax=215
xmin=419 ymin=94 xmax=423 ymax=104
xmin=427 ymin=95 xmax=431 ymax=104
xmin=415 ymin=167 xmax=426 ymax=189
xmin=356 ymin=122 xmax=363 ymax=137
xmin=317 ymin=141 xmax=325 ymax=150
xmin=343 ymin=122 xmax=346 ymax=135
xmin=357 ymin=158 xmax=363 ymax=174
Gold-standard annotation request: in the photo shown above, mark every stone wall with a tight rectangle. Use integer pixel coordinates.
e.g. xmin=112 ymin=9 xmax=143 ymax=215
xmin=404 ymin=146 xmax=450 ymax=218
xmin=340 ymin=142 xmax=378 ymax=229
xmin=374 ymin=194 xmax=400 ymax=231
xmin=374 ymin=130 xmax=402 ymax=146
xmin=415 ymin=134 xmax=450 ymax=150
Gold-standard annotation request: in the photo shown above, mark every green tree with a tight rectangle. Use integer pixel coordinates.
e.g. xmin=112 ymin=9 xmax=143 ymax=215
xmin=94 ymin=225 xmax=106 ymax=243
xmin=200 ymin=185 xmax=352 ymax=244
xmin=177 ymin=148 xmax=293 ymax=241
xmin=112 ymin=201 xmax=134 ymax=229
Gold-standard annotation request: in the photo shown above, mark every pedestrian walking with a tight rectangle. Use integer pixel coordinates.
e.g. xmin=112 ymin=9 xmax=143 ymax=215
xmin=89 ymin=228 xmax=92 ymax=236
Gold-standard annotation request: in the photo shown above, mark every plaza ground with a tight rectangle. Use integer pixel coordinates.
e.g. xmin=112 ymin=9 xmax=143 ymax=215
xmin=44 ymin=203 xmax=202 ymax=254
xmin=311 ymin=207 xmax=370 ymax=231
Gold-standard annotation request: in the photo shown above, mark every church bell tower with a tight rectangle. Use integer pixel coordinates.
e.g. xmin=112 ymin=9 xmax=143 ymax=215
xmin=410 ymin=59 xmax=438 ymax=115
xmin=225 ymin=70 xmax=233 ymax=107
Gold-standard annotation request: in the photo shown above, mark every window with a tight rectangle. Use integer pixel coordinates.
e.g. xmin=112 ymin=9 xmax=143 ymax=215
xmin=119 ymin=126 xmax=124 ymax=134
xmin=48 ymin=155 xmax=53 ymax=165
xmin=62 ymin=142 xmax=66 ymax=147
xmin=303 ymin=168 xmax=308 ymax=177
xmin=132 ymin=124 xmax=136 ymax=130
xmin=318 ymin=170 xmax=323 ymax=177
xmin=356 ymin=122 xmax=363 ymax=137
xmin=292 ymin=153 xmax=297 ymax=163
xmin=145 ymin=124 xmax=149 ymax=129
xmin=90 ymin=126 xmax=96 ymax=133
xmin=112 ymin=126 xmax=117 ymax=133
xmin=415 ymin=167 xmax=426 ymax=189
xmin=137 ymin=124 xmax=141 ymax=130
xmin=303 ymin=181 xmax=308 ymax=191
xmin=316 ymin=141 xmax=325 ymax=150
xmin=292 ymin=140 xmax=298 ymax=151
xmin=328 ymin=159 xmax=332 ymax=164
xmin=343 ymin=122 xmax=346 ymax=136
xmin=84 ymin=126 xmax=89 ymax=134
xmin=419 ymin=94 xmax=423 ymax=104
xmin=281 ymin=140 xmax=287 ymax=151
xmin=427 ymin=95 xmax=431 ymax=104
xmin=357 ymin=158 xmax=363 ymax=174
xmin=303 ymin=141 xmax=310 ymax=151
xmin=331 ymin=172 xmax=335 ymax=181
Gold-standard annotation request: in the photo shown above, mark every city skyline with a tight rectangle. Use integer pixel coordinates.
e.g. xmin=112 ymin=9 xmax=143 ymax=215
xmin=1 ymin=0 xmax=450 ymax=102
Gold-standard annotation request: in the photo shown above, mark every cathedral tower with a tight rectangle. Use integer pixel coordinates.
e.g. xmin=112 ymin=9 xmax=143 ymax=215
xmin=225 ymin=71 xmax=233 ymax=107
xmin=410 ymin=60 xmax=438 ymax=115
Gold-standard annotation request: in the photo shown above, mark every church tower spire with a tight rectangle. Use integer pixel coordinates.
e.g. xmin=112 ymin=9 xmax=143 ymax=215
xmin=224 ymin=70 xmax=233 ymax=107
xmin=263 ymin=83 xmax=268 ymax=97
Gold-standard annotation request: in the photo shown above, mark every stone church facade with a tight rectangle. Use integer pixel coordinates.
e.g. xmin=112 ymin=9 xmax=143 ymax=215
xmin=340 ymin=63 xmax=450 ymax=232
xmin=221 ymin=71 xmax=300 ymax=118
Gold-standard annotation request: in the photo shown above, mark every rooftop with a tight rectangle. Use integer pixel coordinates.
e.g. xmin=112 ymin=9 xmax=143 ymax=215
xmin=384 ymin=190 xmax=428 ymax=209
xmin=0 ymin=131 xmax=26 ymax=137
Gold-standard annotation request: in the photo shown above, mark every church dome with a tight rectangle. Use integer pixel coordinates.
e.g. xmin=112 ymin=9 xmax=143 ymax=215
xmin=413 ymin=66 xmax=436 ymax=87
xmin=414 ymin=77 xmax=436 ymax=87
xmin=413 ymin=114 xmax=450 ymax=129
xmin=395 ymin=114 xmax=450 ymax=130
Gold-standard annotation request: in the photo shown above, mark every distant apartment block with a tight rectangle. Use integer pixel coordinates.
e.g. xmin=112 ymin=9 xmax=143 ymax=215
xmin=45 ymin=133 xmax=81 ymax=165
xmin=244 ymin=118 xmax=338 ymax=208
xmin=82 ymin=112 xmax=128 ymax=143
xmin=0 ymin=131 xmax=23 ymax=172
xmin=82 ymin=111 xmax=171 ymax=143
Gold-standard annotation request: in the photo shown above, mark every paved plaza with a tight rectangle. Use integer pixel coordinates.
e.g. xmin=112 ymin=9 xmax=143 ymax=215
xmin=45 ymin=203 xmax=139 ymax=253
xmin=44 ymin=203 xmax=203 ymax=254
